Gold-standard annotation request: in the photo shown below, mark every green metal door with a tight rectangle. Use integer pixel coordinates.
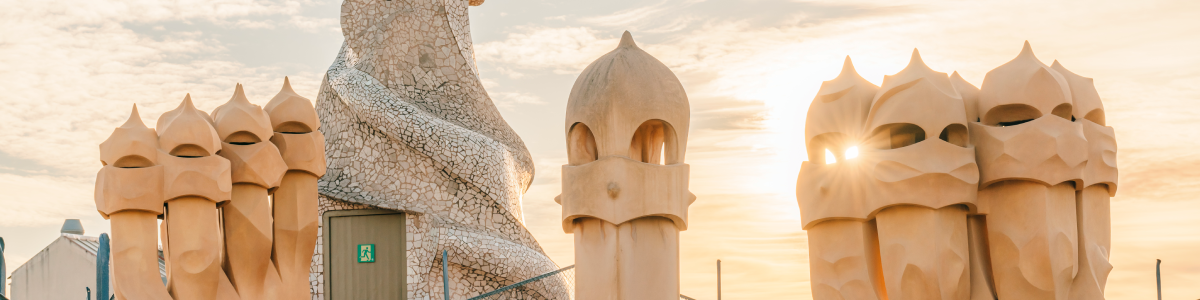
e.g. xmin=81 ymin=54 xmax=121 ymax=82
xmin=327 ymin=212 xmax=406 ymax=299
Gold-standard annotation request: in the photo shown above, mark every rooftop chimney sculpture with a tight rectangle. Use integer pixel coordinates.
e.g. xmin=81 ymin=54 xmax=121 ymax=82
xmin=97 ymin=104 xmax=174 ymax=300
xmin=212 ymin=84 xmax=288 ymax=300
xmin=559 ymin=31 xmax=695 ymax=299
xmin=95 ymin=80 xmax=323 ymax=300
xmin=266 ymin=78 xmax=326 ymax=300
xmin=798 ymin=43 xmax=1116 ymax=300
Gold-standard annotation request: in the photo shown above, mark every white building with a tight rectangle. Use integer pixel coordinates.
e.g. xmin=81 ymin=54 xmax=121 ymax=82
xmin=8 ymin=220 xmax=164 ymax=300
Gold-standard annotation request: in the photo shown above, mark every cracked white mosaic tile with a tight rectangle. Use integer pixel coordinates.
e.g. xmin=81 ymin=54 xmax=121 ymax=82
xmin=308 ymin=0 xmax=568 ymax=299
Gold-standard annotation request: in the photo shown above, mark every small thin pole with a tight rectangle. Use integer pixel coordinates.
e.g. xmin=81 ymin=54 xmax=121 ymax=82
xmin=97 ymin=234 xmax=110 ymax=300
xmin=717 ymin=259 xmax=722 ymax=300
xmin=443 ymin=250 xmax=451 ymax=300
xmin=1156 ymin=259 xmax=1162 ymax=300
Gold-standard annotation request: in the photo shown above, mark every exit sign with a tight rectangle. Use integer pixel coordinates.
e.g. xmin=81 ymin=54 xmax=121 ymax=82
xmin=357 ymin=244 xmax=375 ymax=263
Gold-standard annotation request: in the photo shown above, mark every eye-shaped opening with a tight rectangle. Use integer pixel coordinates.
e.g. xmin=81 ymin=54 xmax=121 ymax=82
xmin=866 ymin=123 xmax=925 ymax=150
xmin=567 ymin=122 xmax=598 ymax=165
xmin=276 ymin=121 xmax=313 ymax=134
xmin=170 ymin=144 xmax=210 ymax=157
xmin=629 ymin=120 xmax=680 ymax=165
xmin=1083 ymin=109 xmax=1106 ymax=125
xmin=111 ymin=155 xmax=155 ymax=168
xmin=983 ymin=104 xmax=1041 ymax=127
xmin=807 ymin=133 xmax=850 ymax=165
xmin=224 ymin=131 xmax=262 ymax=145
xmin=939 ymin=124 xmax=969 ymax=147
xmin=1051 ymin=103 xmax=1073 ymax=121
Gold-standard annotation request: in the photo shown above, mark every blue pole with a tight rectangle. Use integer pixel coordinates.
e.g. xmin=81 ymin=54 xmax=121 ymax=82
xmin=443 ymin=250 xmax=451 ymax=300
xmin=1 ymin=236 xmax=6 ymax=298
xmin=1156 ymin=259 xmax=1162 ymax=300
xmin=97 ymin=234 xmax=111 ymax=300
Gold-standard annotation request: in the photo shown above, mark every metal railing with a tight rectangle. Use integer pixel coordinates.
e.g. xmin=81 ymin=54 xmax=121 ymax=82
xmin=467 ymin=264 xmax=700 ymax=300
xmin=468 ymin=265 xmax=576 ymax=300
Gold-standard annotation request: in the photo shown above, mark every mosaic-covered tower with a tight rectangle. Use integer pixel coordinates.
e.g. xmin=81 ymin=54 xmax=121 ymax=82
xmin=312 ymin=0 xmax=567 ymax=298
xmin=559 ymin=31 xmax=694 ymax=299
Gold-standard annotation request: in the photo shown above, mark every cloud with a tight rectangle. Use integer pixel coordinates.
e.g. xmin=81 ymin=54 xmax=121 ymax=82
xmin=474 ymin=26 xmax=617 ymax=75
xmin=0 ymin=174 xmax=94 ymax=227
xmin=578 ymin=1 xmax=675 ymax=27
xmin=288 ymin=15 xmax=341 ymax=33
xmin=489 ymin=92 xmax=546 ymax=109
xmin=578 ymin=0 xmax=705 ymax=33
xmin=0 ymin=0 xmax=328 ymax=233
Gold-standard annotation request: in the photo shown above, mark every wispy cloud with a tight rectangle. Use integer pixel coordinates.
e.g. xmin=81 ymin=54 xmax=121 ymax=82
xmin=0 ymin=0 xmax=328 ymax=234
xmin=490 ymin=91 xmax=546 ymax=109
xmin=475 ymin=26 xmax=618 ymax=75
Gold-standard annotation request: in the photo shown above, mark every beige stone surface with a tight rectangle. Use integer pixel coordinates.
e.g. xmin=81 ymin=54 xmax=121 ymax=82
xmin=265 ymin=78 xmax=323 ymax=300
xmin=101 ymin=105 xmax=160 ymax=168
xmin=157 ymin=95 xmax=232 ymax=300
xmin=1053 ymin=60 xmax=1116 ymax=300
xmin=797 ymin=57 xmax=875 ymax=229
xmin=163 ymin=196 xmax=224 ymax=300
xmin=96 ymin=105 xmax=172 ymax=300
xmin=974 ymin=43 xmax=1084 ymax=300
xmin=966 ymin=216 xmax=997 ymax=300
xmin=265 ymin=78 xmax=320 ymax=134
xmin=274 ymin=171 xmax=319 ymax=300
xmin=157 ymin=95 xmax=222 ymax=158
xmin=214 ymin=84 xmax=288 ymax=300
xmin=110 ymin=211 xmax=173 ymax=300
xmin=97 ymin=87 xmax=324 ymax=300
xmin=798 ymin=42 xmax=1116 ymax=300
xmin=560 ymin=31 xmax=692 ymax=300
xmin=797 ymin=57 xmax=882 ymax=300
xmin=865 ymin=50 xmax=975 ymax=300
xmin=806 ymin=219 xmax=885 ymax=300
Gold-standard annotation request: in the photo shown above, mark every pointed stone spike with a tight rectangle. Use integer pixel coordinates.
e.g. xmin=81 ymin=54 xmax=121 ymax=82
xmin=618 ymin=31 xmax=637 ymax=48
xmin=231 ymin=83 xmax=251 ymax=104
xmin=120 ymin=104 xmax=147 ymax=128
xmin=1018 ymin=40 xmax=1037 ymax=59
xmin=281 ymin=77 xmax=295 ymax=93
xmin=832 ymin=55 xmax=868 ymax=83
xmin=840 ymin=56 xmax=858 ymax=76
xmin=182 ymin=93 xmax=195 ymax=109
xmin=906 ymin=48 xmax=931 ymax=70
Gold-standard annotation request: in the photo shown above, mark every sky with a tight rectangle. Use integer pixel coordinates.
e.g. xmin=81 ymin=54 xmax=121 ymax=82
xmin=1 ymin=0 xmax=1199 ymax=299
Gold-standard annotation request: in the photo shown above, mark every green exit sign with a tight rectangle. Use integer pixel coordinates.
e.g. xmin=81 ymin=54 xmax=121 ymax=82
xmin=357 ymin=244 xmax=375 ymax=263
